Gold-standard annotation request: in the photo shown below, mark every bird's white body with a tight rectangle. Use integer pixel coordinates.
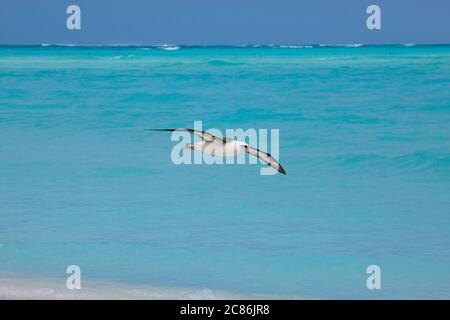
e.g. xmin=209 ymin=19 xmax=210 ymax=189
xmin=187 ymin=140 xmax=247 ymax=157
xmin=147 ymin=128 xmax=286 ymax=174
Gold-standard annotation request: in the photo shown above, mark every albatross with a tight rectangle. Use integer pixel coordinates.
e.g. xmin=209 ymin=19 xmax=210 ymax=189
xmin=147 ymin=128 xmax=286 ymax=175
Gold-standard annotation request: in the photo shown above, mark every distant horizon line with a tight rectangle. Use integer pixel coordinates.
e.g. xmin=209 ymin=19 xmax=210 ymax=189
xmin=1 ymin=42 xmax=450 ymax=48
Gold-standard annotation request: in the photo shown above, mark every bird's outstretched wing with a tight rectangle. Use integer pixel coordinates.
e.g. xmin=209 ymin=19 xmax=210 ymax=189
xmin=145 ymin=128 xmax=229 ymax=143
xmin=244 ymin=145 xmax=286 ymax=175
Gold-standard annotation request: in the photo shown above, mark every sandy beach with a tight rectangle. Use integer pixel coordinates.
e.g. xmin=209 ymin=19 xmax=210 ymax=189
xmin=0 ymin=272 xmax=304 ymax=300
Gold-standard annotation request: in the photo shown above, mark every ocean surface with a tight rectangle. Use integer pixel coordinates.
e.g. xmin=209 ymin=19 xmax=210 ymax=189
xmin=0 ymin=45 xmax=449 ymax=299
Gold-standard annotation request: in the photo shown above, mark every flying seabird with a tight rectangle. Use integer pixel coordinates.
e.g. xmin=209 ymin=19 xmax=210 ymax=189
xmin=147 ymin=128 xmax=286 ymax=175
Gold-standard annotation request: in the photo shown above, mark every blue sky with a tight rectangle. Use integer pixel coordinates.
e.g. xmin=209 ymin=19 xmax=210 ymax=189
xmin=0 ymin=0 xmax=449 ymax=45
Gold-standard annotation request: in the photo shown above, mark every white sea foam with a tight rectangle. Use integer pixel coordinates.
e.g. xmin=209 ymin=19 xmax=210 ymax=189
xmin=0 ymin=273 xmax=305 ymax=300
xmin=279 ymin=45 xmax=313 ymax=49
xmin=158 ymin=44 xmax=180 ymax=51
xmin=40 ymin=44 xmax=79 ymax=47
xmin=112 ymin=54 xmax=136 ymax=59
xmin=319 ymin=43 xmax=363 ymax=48
xmin=36 ymin=43 xmax=375 ymax=49
xmin=40 ymin=43 xmax=88 ymax=47
xmin=403 ymin=43 xmax=415 ymax=47
xmin=56 ymin=44 xmax=77 ymax=47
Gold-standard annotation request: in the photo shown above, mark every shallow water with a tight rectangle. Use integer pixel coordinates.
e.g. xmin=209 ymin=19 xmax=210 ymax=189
xmin=1 ymin=45 xmax=449 ymax=299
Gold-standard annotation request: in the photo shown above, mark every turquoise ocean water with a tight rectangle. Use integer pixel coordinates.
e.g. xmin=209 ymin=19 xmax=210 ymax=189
xmin=0 ymin=45 xmax=449 ymax=299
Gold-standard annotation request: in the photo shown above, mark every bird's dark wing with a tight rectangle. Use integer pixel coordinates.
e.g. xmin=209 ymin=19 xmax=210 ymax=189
xmin=244 ymin=145 xmax=286 ymax=175
xmin=146 ymin=128 xmax=227 ymax=143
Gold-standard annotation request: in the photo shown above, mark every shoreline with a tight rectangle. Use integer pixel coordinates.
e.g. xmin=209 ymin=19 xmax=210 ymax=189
xmin=2 ymin=43 xmax=450 ymax=49
xmin=0 ymin=272 xmax=305 ymax=300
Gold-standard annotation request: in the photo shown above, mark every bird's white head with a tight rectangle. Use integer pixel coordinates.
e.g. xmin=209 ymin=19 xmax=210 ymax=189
xmin=233 ymin=140 xmax=248 ymax=150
